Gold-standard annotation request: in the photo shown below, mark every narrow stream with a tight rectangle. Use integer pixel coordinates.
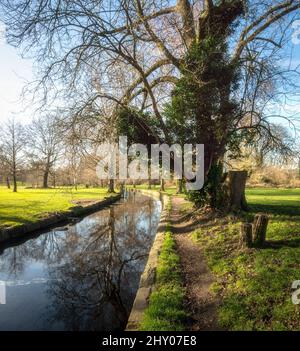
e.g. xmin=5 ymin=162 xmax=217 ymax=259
xmin=0 ymin=191 xmax=161 ymax=331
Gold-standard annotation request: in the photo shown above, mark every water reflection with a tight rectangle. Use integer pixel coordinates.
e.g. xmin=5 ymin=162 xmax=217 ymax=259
xmin=0 ymin=192 xmax=161 ymax=331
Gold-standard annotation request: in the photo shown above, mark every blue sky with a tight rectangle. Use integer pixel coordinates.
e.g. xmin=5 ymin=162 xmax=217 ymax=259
xmin=0 ymin=22 xmax=33 ymax=124
xmin=0 ymin=19 xmax=300 ymax=134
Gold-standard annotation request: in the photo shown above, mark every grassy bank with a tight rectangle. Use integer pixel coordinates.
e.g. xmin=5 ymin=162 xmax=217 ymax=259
xmin=0 ymin=186 xmax=113 ymax=228
xmin=140 ymin=203 xmax=186 ymax=331
xmin=193 ymin=188 xmax=300 ymax=330
xmin=126 ymin=184 xmax=184 ymax=197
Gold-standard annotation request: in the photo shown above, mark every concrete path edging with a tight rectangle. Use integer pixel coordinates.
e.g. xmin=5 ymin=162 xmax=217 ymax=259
xmin=126 ymin=189 xmax=169 ymax=331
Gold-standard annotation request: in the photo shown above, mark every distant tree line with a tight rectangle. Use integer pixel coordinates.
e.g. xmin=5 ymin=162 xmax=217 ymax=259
xmin=0 ymin=116 xmax=113 ymax=191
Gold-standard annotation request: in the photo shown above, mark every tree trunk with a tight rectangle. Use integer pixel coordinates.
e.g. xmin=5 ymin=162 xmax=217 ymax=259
xmin=6 ymin=177 xmax=10 ymax=189
xmin=240 ymin=222 xmax=252 ymax=248
xmin=108 ymin=179 xmax=115 ymax=193
xmin=43 ymin=170 xmax=49 ymax=188
xmin=13 ymin=171 xmax=17 ymax=192
xmin=176 ymin=179 xmax=183 ymax=194
xmin=227 ymin=170 xmax=248 ymax=211
xmin=73 ymin=177 xmax=77 ymax=191
xmin=160 ymin=178 xmax=165 ymax=192
xmin=252 ymin=214 xmax=269 ymax=247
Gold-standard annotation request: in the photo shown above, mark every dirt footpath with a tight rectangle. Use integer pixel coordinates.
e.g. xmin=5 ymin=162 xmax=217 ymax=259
xmin=170 ymin=196 xmax=220 ymax=331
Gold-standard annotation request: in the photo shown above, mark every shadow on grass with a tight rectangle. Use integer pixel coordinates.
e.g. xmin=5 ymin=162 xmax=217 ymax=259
xmin=0 ymin=215 xmax=32 ymax=226
xmin=263 ymin=238 xmax=300 ymax=249
xmin=249 ymin=204 xmax=300 ymax=217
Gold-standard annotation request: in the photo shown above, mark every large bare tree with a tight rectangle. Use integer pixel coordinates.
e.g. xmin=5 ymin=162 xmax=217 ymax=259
xmin=1 ymin=0 xmax=300 ymax=206
xmin=26 ymin=115 xmax=62 ymax=188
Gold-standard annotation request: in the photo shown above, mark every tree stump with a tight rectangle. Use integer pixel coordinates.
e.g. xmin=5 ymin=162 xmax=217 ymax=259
xmin=227 ymin=170 xmax=248 ymax=211
xmin=241 ymin=222 xmax=253 ymax=248
xmin=252 ymin=214 xmax=269 ymax=247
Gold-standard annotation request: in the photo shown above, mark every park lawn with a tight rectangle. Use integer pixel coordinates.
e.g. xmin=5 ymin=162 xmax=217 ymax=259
xmin=193 ymin=187 xmax=300 ymax=331
xmin=0 ymin=186 xmax=112 ymax=229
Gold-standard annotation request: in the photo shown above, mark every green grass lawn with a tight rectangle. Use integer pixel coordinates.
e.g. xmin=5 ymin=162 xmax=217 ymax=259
xmin=0 ymin=186 xmax=112 ymax=228
xmin=140 ymin=202 xmax=186 ymax=331
xmin=247 ymin=188 xmax=300 ymax=216
xmin=193 ymin=187 xmax=300 ymax=331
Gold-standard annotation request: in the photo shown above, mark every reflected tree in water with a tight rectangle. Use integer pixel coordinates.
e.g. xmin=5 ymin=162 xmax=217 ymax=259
xmin=46 ymin=194 xmax=160 ymax=330
xmin=0 ymin=193 xmax=161 ymax=331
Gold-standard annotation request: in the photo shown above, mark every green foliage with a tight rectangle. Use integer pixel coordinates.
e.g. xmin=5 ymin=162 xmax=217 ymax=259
xmin=186 ymin=162 xmax=227 ymax=209
xmin=163 ymin=37 xmax=243 ymax=209
xmin=140 ymin=227 xmax=186 ymax=331
xmin=116 ymin=107 xmax=158 ymax=146
xmin=164 ymin=39 xmax=239 ymax=146
xmin=193 ymin=188 xmax=300 ymax=330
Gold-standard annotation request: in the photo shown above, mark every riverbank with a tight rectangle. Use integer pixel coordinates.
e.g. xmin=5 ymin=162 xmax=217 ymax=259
xmin=0 ymin=192 xmax=121 ymax=244
xmin=126 ymin=191 xmax=217 ymax=331
xmin=126 ymin=190 xmax=170 ymax=330
xmin=140 ymin=200 xmax=186 ymax=331
xmin=0 ymin=186 xmax=113 ymax=228
xmin=134 ymin=188 xmax=300 ymax=331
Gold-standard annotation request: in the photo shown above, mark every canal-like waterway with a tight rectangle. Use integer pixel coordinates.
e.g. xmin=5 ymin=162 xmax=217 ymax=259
xmin=0 ymin=191 xmax=161 ymax=331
